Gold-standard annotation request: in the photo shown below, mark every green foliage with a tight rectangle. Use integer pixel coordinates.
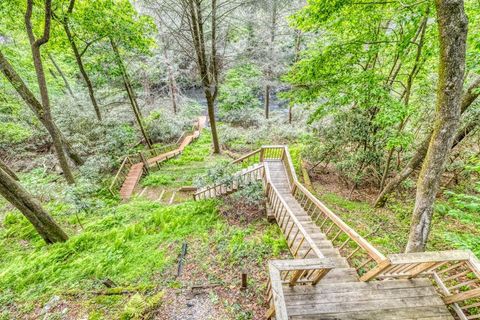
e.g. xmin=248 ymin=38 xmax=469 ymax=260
xmin=218 ymin=63 xmax=262 ymax=112
xmin=0 ymin=199 xmax=218 ymax=304
xmin=0 ymin=122 xmax=31 ymax=144
xmin=285 ymin=0 xmax=438 ymax=187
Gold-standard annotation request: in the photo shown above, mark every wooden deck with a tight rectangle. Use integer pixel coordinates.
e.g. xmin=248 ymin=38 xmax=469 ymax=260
xmin=194 ymin=146 xmax=480 ymax=320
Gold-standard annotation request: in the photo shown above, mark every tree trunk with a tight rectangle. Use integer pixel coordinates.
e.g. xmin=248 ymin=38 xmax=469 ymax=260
xmin=374 ymin=75 xmax=480 ymax=207
xmin=62 ymin=0 xmax=102 ymax=121
xmin=264 ymin=84 xmax=270 ymax=119
xmin=405 ymin=0 xmax=467 ymax=252
xmin=0 ymin=50 xmax=84 ymax=166
xmin=25 ymin=0 xmax=75 ymax=185
xmin=110 ymin=38 xmax=153 ymax=149
xmin=187 ymin=0 xmax=221 ymax=153
xmin=264 ymin=0 xmax=276 ymax=120
xmin=0 ymin=166 xmax=68 ymax=244
xmin=162 ymin=40 xmax=178 ymax=114
xmin=289 ymin=104 xmax=293 ymax=124
xmin=48 ymin=52 xmax=74 ymax=98
xmin=0 ymin=158 xmax=19 ymax=180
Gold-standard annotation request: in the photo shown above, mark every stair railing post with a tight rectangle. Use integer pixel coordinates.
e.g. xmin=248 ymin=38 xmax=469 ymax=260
xmin=260 ymin=148 xmax=265 ymax=162
xmin=140 ymin=152 xmax=150 ymax=175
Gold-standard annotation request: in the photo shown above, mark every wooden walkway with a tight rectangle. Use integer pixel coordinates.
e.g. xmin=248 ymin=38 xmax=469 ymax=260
xmin=264 ymin=160 xmax=452 ymax=319
xmin=115 ymin=116 xmax=206 ymax=201
xmin=194 ymin=146 xmax=480 ymax=320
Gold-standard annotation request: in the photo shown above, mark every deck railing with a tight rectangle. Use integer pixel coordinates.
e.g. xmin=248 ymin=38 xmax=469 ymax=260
xmin=266 ymin=259 xmax=334 ymax=320
xmin=193 ymin=164 xmax=264 ymax=200
xmin=292 ymin=183 xmax=387 ymax=276
xmin=262 ymin=145 xmax=387 ymax=276
xmin=232 ymin=148 xmax=262 ymax=167
xmin=361 ymin=250 xmax=480 ymax=320
xmin=265 ymin=180 xmax=326 ymax=260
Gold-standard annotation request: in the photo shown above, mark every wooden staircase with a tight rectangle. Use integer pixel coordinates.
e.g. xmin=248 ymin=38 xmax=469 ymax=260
xmin=194 ymin=146 xmax=480 ymax=320
xmin=110 ymin=116 xmax=206 ymax=201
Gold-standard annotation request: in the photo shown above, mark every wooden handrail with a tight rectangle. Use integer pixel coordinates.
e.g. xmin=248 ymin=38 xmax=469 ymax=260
xmin=231 ymin=148 xmax=261 ymax=165
xmin=194 ymin=164 xmax=264 ymax=200
xmin=359 ymin=250 xmax=480 ymax=319
xmin=265 ymin=173 xmax=325 ymax=260
xmin=294 ymin=182 xmax=386 ymax=263
xmin=266 ymin=259 xmax=335 ymax=320
xmin=108 ymin=156 xmax=131 ymax=195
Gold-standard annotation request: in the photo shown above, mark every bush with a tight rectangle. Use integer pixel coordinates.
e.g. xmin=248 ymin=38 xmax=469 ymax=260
xmin=218 ymin=63 xmax=262 ymax=112
xmin=218 ymin=108 xmax=262 ymax=128
xmin=145 ymin=101 xmax=203 ymax=144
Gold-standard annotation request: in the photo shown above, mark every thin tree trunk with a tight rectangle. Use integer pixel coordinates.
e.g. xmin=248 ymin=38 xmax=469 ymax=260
xmin=48 ymin=52 xmax=74 ymax=98
xmin=25 ymin=0 xmax=75 ymax=185
xmin=379 ymin=148 xmax=394 ymax=191
xmin=62 ymin=1 xmax=102 ymax=121
xmin=294 ymin=30 xmax=302 ymax=63
xmin=0 ymin=50 xmax=84 ymax=166
xmin=187 ymin=0 xmax=220 ymax=153
xmin=110 ymin=38 xmax=153 ymax=149
xmin=375 ymin=76 xmax=480 ymax=207
xmin=405 ymin=0 xmax=467 ymax=252
xmin=264 ymin=85 xmax=270 ymax=119
xmin=378 ymin=12 xmax=429 ymax=193
xmin=264 ymin=0 xmax=276 ymax=120
xmin=289 ymin=104 xmax=292 ymax=124
xmin=0 ymin=166 xmax=68 ymax=244
xmin=0 ymin=158 xmax=18 ymax=180
xmin=162 ymin=39 xmax=178 ymax=114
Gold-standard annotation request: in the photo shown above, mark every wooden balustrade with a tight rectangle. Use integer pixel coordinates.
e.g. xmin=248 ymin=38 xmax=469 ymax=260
xmin=265 ymin=180 xmax=325 ymax=260
xmin=109 ymin=156 xmax=133 ymax=195
xmin=360 ymin=250 xmax=480 ymax=320
xmin=193 ymin=164 xmax=264 ymax=200
xmin=291 ymin=182 xmax=386 ymax=275
xmin=266 ymin=259 xmax=334 ymax=320
xmin=261 ymin=145 xmax=285 ymax=161
xmin=232 ymin=148 xmax=262 ymax=167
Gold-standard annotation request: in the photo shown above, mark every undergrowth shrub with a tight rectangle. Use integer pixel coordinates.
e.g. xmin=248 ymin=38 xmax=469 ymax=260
xmin=145 ymin=101 xmax=203 ymax=144
xmin=0 ymin=200 xmax=218 ymax=305
xmin=218 ymin=63 xmax=262 ymax=112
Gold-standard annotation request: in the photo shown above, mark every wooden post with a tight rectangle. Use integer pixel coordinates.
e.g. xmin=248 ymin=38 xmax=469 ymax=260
xmin=140 ymin=152 xmax=150 ymax=175
xmin=241 ymin=271 xmax=247 ymax=290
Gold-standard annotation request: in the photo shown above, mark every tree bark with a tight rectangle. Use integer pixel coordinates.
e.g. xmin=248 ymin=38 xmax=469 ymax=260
xmin=25 ymin=0 xmax=75 ymax=184
xmin=264 ymin=0 xmax=276 ymax=120
xmin=0 ymin=158 xmax=19 ymax=180
xmin=264 ymin=85 xmax=270 ymax=119
xmin=162 ymin=39 xmax=178 ymax=114
xmin=187 ymin=0 xmax=221 ymax=153
xmin=374 ymin=75 xmax=480 ymax=207
xmin=0 ymin=50 xmax=84 ymax=166
xmin=48 ymin=52 xmax=75 ymax=98
xmin=110 ymin=38 xmax=153 ymax=149
xmin=405 ymin=0 xmax=467 ymax=252
xmin=0 ymin=166 xmax=68 ymax=244
xmin=62 ymin=0 xmax=102 ymax=121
